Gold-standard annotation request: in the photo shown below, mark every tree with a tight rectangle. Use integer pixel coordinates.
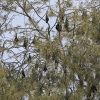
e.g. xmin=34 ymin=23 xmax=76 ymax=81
xmin=0 ymin=0 xmax=100 ymax=100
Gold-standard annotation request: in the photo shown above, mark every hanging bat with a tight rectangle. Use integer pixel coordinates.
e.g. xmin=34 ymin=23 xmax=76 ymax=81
xmin=91 ymin=84 xmax=97 ymax=93
xmin=23 ymin=39 xmax=27 ymax=49
xmin=14 ymin=33 xmax=19 ymax=43
xmin=45 ymin=14 xmax=49 ymax=23
xmin=22 ymin=69 xmax=25 ymax=78
xmin=56 ymin=23 xmax=62 ymax=32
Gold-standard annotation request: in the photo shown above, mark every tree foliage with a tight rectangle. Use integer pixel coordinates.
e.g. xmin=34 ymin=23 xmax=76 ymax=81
xmin=0 ymin=0 xmax=100 ymax=100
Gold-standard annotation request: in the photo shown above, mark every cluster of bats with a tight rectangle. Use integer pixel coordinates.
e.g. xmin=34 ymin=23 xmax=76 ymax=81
xmin=14 ymin=13 xmax=69 ymax=49
xmin=14 ymin=14 xmax=97 ymax=96
xmin=45 ymin=13 xmax=69 ymax=32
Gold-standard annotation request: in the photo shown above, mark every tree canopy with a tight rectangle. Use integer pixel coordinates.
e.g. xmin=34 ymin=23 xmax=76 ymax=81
xmin=0 ymin=0 xmax=100 ymax=100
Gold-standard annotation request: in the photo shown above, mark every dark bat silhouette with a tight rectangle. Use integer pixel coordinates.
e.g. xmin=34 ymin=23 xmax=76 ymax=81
xmin=14 ymin=33 xmax=19 ymax=43
xmin=45 ymin=14 xmax=49 ymax=23
xmin=23 ymin=39 xmax=27 ymax=49
xmin=56 ymin=23 xmax=62 ymax=32
xmin=22 ymin=70 xmax=25 ymax=78
xmin=91 ymin=84 xmax=97 ymax=93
